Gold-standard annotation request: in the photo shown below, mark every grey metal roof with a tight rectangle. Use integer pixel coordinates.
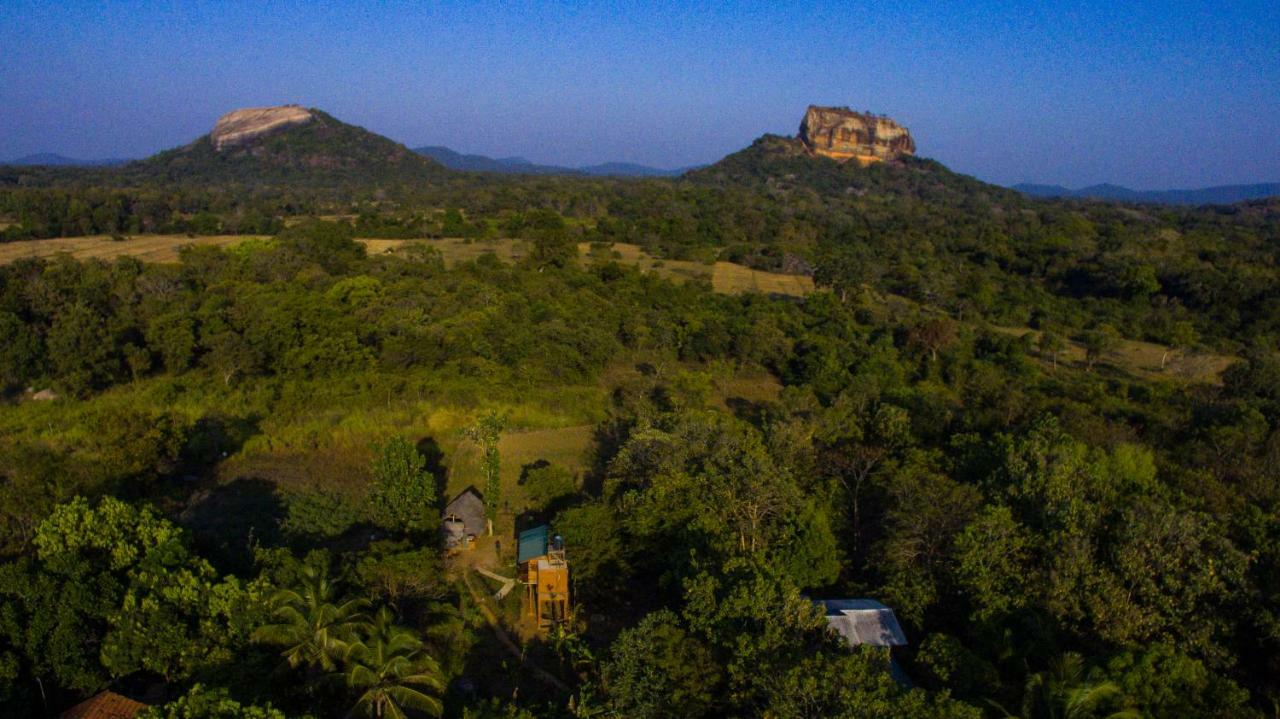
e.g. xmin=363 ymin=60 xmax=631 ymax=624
xmin=817 ymin=599 xmax=908 ymax=647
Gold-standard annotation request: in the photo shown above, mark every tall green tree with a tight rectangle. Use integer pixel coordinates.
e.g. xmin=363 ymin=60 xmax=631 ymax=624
xmin=463 ymin=411 xmax=505 ymax=521
xmin=369 ymin=436 xmax=437 ymax=533
xmin=341 ymin=607 xmax=445 ymax=719
xmin=252 ymin=565 xmax=368 ymax=673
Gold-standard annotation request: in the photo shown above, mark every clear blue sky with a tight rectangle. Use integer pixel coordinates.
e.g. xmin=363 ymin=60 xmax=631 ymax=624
xmin=2 ymin=1 xmax=1276 ymax=188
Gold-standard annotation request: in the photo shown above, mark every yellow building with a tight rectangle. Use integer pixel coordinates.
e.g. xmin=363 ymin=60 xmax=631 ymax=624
xmin=517 ymin=525 xmax=571 ymax=630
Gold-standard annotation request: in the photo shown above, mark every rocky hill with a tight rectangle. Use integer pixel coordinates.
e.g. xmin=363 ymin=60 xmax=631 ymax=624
xmin=798 ymin=105 xmax=915 ymax=164
xmin=209 ymin=105 xmax=315 ymax=150
xmin=122 ymin=105 xmax=445 ymax=185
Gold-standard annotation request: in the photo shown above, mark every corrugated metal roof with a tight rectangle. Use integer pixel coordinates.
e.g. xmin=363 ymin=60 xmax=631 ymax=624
xmin=817 ymin=599 xmax=908 ymax=647
xmin=518 ymin=525 xmax=549 ymax=563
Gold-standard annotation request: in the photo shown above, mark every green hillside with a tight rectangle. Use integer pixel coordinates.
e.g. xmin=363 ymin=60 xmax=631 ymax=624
xmin=122 ymin=109 xmax=447 ymax=185
xmin=2 ymin=116 xmax=1280 ymax=719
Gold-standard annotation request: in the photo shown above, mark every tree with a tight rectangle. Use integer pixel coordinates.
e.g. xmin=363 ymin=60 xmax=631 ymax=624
xmin=341 ymin=607 xmax=445 ymax=719
xmin=137 ymin=684 xmax=286 ymax=719
xmin=908 ymin=318 xmax=959 ymax=362
xmin=1104 ymin=644 xmax=1257 ymax=719
xmin=463 ymin=411 xmax=505 ymax=521
xmin=369 ymin=436 xmax=437 ymax=533
xmin=1038 ymin=330 xmax=1067 ymax=370
xmin=0 ymin=311 xmax=42 ymax=388
xmin=876 ymin=452 xmax=982 ymax=623
xmin=1080 ymin=325 xmax=1121 ymax=371
xmin=520 ymin=462 xmax=576 ymax=511
xmin=555 ymin=502 xmax=626 ymax=600
xmin=1162 ymin=321 xmax=1198 ymax=369
xmin=87 ymin=408 xmax=189 ymax=487
xmin=0 ymin=497 xmax=253 ymax=689
xmin=252 ymin=565 xmax=368 ymax=673
xmin=603 ymin=610 xmax=721 ymax=719
xmin=523 ymin=209 xmax=575 ymax=268
xmin=819 ymin=401 xmax=911 ymax=555
xmin=276 ymin=220 xmax=366 ymax=274
xmin=953 ymin=505 xmax=1035 ymax=623
xmin=145 ymin=312 xmax=197 ymax=373
xmin=1007 ymin=653 xmax=1136 ymax=719
xmin=46 ymin=301 xmax=118 ymax=395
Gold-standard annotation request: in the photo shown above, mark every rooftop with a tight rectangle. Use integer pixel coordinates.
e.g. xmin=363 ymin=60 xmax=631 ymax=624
xmin=60 ymin=691 xmax=148 ymax=719
xmin=518 ymin=524 xmax=549 ymax=563
xmin=817 ymin=599 xmax=908 ymax=647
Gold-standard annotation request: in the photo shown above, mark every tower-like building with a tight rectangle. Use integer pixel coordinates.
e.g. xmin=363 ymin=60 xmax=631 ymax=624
xmin=517 ymin=525 xmax=571 ymax=631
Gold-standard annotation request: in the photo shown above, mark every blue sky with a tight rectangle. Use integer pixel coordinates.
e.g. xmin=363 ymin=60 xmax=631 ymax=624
xmin=1 ymin=1 xmax=1277 ymax=188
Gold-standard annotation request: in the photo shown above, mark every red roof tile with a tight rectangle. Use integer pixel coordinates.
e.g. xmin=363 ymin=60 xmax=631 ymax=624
xmin=60 ymin=691 xmax=148 ymax=719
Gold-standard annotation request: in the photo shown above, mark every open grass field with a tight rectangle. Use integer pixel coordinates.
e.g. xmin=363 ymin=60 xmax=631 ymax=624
xmin=988 ymin=325 xmax=1234 ymax=384
xmin=0 ymin=234 xmax=267 ymax=263
xmin=0 ymin=234 xmax=813 ymax=298
xmin=711 ymin=261 xmax=814 ymax=297
xmin=445 ymin=424 xmax=596 ymax=510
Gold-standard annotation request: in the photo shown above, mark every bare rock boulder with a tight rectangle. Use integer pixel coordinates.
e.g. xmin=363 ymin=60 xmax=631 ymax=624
xmin=210 ymin=105 xmax=314 ymax=150
xmin=798 ymin=105 xmax=915 ymax=164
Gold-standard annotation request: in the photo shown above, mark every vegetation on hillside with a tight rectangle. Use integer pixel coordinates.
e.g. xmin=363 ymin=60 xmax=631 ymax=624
xmin=0 ymin=125 xmax=1278 ymax=717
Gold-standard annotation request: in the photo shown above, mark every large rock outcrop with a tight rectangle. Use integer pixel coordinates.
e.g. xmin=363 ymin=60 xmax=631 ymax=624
xmin=210 ymin=105 xmax=314 ymax=150
xmin=798 ymin=105 xmax=915 ymax=164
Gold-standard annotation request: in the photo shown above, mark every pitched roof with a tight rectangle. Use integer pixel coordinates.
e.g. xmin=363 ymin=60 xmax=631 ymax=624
xmin=442 ymin=486 xmax=486 ymax=535
xmin=60 ymin=691 xmax=148 ymax=719
xmin=817 ymin=599 xmax=908 ymax=647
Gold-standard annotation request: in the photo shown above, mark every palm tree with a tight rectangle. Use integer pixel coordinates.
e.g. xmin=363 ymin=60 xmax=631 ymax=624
xmin=342 ymin=607 xmax=445 ymax=719
xmin=996 ymin=652 xmax=1138 ymax=719
xmin=991 ymin=653 xmax=1139 ymax=719
xmin=252 ymin=565 xmax=369 ymax=672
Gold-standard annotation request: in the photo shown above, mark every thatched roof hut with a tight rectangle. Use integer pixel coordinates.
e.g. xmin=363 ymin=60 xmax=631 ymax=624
xmin=442 ymin=486 xmax=486 ymax=539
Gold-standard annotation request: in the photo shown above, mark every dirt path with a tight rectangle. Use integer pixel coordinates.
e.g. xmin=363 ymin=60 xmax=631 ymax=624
xmin=460 ymin=570 xmax=568 ymax=692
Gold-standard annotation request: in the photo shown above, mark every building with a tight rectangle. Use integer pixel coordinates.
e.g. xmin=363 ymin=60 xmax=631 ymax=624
xmin=518 ymin=524 xmax=571 ymax=630
xmin=817 ymin=599 xmax=908 ymax=648
xmin=60 ymin=691 xmax=147 ymax=719
xmin=442 ymin=486 xmax=488 ymax=551
xmin=817 ymin=598 xmax=911 ymax=686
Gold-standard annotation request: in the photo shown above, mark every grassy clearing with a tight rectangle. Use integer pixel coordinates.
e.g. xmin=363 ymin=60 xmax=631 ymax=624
xmin=445 ymin=424 xmax=595 ymax=508
xmin=0 ymin=234 xmax=811 ymax=298
xmin=0 ymin=234 xmax=266 ymax=263
xmin=711 ymin=261 xmax=814 ymax=297
xmin=987 ymin=325 xmax=1234 ymax=384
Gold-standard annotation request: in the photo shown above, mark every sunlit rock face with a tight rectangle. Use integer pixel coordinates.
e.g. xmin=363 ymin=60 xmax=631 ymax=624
xmin=210 ymin=105 xmax=314 ymax=150
xmin=798 ymin=105 xmax=915 ymax=164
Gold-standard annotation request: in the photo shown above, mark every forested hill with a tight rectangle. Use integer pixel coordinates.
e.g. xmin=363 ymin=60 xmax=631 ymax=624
xmin=686 ymin=133 xmax=1020 ymax=206
xmin=2 ymin=119 xmax=1280 ymax=716
xmin=118 ymin=109 xmax=447 ymax=186
xmin=1015 ymin=181 xmax=1280 ymax=205
xmin=3 ymin=123 xmax=1280 ymax=356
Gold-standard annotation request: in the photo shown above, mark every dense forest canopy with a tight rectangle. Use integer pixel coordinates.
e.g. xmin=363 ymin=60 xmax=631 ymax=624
xmin=0 ymin=124 xmax=1278 ymax=718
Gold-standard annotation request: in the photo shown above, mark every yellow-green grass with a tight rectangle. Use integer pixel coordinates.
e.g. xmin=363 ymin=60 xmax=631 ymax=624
xmin=444 ymin=424 xmax=595 ymax=510
xmin=0 ymin=234 xmax=267 ymax=264
xmin=988 ymin=325 xmax=1234 ymax=384
xmin=711 ymin=261 xmax=814 ymax=297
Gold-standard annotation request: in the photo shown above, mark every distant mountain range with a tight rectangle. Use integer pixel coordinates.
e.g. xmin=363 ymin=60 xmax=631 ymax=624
xmin=1014 ymin=182 xmax=1280 ymax=205
xmin=5 ymin=153 xmax=130 ymax=167
xmin=412 ymin=145 xmax=691 ymax=177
